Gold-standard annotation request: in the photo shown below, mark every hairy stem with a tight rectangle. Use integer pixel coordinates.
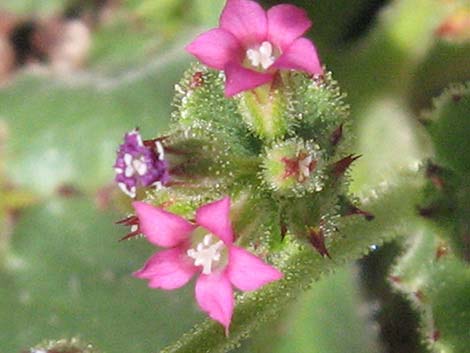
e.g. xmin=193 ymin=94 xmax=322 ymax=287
xmin=159 ymin=171 xmax=425 ymax=353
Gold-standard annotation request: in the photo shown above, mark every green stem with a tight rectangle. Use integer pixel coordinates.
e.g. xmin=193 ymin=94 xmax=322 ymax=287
xmin=159 ymin=171 xmax=425 ymax=353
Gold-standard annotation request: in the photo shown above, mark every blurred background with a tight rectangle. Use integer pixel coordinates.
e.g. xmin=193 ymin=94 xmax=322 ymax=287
xmin=0 ymin=0 xmax=468 ymax=352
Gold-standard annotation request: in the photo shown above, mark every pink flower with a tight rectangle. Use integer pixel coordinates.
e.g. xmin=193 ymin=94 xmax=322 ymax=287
xmin=132 ymin=196 xmax=283 ymax=332
xmin=186 ymin=0 xmax=323 ymax=96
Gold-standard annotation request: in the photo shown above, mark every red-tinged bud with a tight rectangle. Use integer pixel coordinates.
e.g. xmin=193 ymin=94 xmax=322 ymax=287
xmin=114 ymin=129 xmax=168 ymax=198
xmin=281 ymin=151 xmax=318 ymax=183
xmin=331 ymin=154 xmax=361 ymax=178
xmin=389 ymin=275 xmax=401 ymax=284
xmin=308 ymin=227 xmax=331 ymax=259
xmin=432 ymin=330 xmax=441 ymax=342
xmin=263 ymin=139 xmax=325 ymax=195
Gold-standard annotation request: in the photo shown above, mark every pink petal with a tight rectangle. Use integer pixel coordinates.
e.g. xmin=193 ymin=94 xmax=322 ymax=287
xmin=185 ymin=29 xmax=243 ymax=70
xmin=196 ymin=196 xmax=234 ymax=244
xmin=272 ymin=37 xmax=323 ymax=75
xmin=220 ymin=0 xmax=267 ymax=46
xmin=195 ymin=273 xmax=234 ymax=331
xmin=133 ymin=201 xmax=196 ymax=248
xmin=133 ymin=247 xmax=196 ymax=290
xmin=227 ymin=246 xmax=283 ymax=291
xmin=267 ymin=4 xmax=312 ymax=51
xmin=224 ymin=62 xmax=273 ymax=97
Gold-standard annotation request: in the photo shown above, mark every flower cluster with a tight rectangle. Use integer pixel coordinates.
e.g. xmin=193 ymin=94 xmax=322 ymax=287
xmin=186 ymin=0 xmax=323 ymax=96
xmin=113 ymin=0 xmax=338 ymax=333
xmin=114 ymin=129 xmax=168 ymax=198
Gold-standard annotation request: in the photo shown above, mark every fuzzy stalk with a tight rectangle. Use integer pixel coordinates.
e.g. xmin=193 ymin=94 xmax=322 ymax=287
xmin=159 ymin=172 xmax=424 ymax=353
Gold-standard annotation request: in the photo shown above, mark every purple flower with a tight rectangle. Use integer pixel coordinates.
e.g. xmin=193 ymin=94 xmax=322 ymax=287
xmin=132 ymin=197 xmax=283 ymax=332
xmin=186 ymin=0 xmax=323 ymax=96
xmin=114 ymin=129 xmax=169 ymax=198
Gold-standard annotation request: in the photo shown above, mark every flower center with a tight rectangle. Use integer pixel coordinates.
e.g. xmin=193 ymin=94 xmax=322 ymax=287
xmin=187 ymin=234 xmax=226 ymax=275
xmin=246 ymin=41 xmax=276 ymax=70
xmin=282 ymin=151 xmax=316 ymax=183
xmin=124 ymin=153 xmax=148 ymax=177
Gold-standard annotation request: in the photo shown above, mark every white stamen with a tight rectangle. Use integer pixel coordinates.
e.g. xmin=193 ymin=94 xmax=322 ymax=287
xmin=118 ymin=182 xmax=136 ymax=198
xmin=115 ymin=167 xmax=123 ymax=174
xmin=187 ymin=234 xmax=225 ymax=275
xmin=156 ymin=141 xmax=165 ymax=160
xmin=298 ymin=155 xmax=313 ymax=180
xmin=246 ymin=48 xmax=261 ymax=67
xmin=246 ymin=41 xmax=276 ymax=70
xmin=123 ymin=153 xmax=148 ymax=177
xmin=124 ymin=153 xmax=133 ymax=165
xmin=153 ymin=181 xmax=163 ymax=190
xmin=125 ymin=165 xmax=134 ymax=178
xmin=132 ymin=157 xmax=148 ymax=176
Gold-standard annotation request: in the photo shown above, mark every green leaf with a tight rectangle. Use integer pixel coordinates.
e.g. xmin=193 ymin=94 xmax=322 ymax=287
xmin=0 ymin=197 xmax=203 ymax=353
xmin=243 ymin=266 xmax=380 ymax=353
xmin=0 ymin=44 xmax=190 ymax=195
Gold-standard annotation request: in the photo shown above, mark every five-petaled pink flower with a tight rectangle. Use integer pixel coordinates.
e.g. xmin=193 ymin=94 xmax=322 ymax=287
xmin=132 ymin=196 xmax=283 ymax=332
xmin=186 ymin=0 xmax=323 ymax=96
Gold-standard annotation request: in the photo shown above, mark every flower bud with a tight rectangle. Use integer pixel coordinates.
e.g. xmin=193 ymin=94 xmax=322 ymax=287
xmin=262 ymin=139 xmax=325 ymax=196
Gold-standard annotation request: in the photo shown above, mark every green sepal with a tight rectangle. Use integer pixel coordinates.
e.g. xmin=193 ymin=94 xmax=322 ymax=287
xmin=172 ymin=64 xmax=262 ymax=156
xmin=287 ymin=71 xmax=350 ymax=158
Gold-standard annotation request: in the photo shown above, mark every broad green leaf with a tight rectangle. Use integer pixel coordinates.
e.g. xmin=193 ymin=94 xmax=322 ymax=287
xmin=242 ymin=266 xmax=380 ymax=353
xmin=350 ymin=97 xmax=424 ymax=192
xmin=0 ymin=197 xmax=203 ymax=353
xmin=0 ymin=45 xmax=190 ymax=195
